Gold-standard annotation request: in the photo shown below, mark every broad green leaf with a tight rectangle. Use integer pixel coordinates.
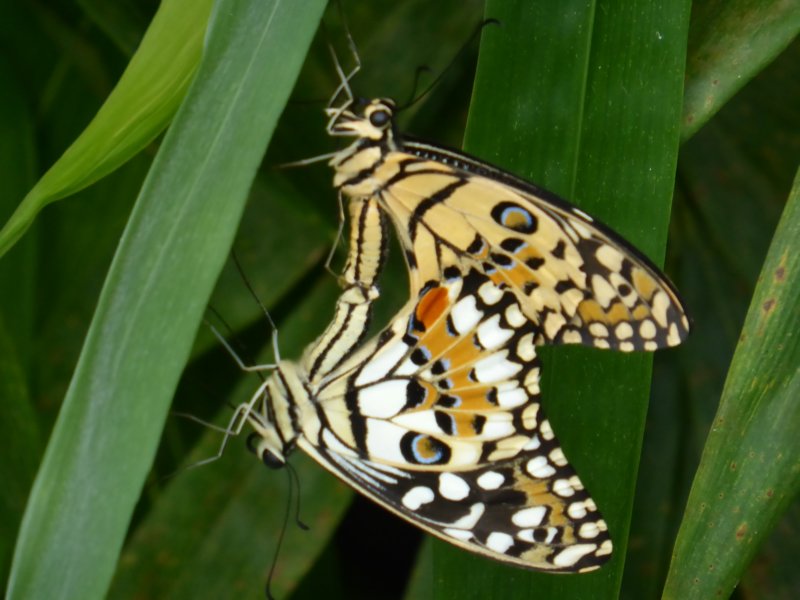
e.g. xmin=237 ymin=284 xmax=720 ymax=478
xmin=111 ymin=277 xmax=352 ymax=599
xmin=681 ymin=0 xmax=800 ymax=141
xmin=435 ymin=1 xmax=690 ymax=598
xmin=663 ymin=167 xmax=800 ymax=599
xmin=0 ymin=0 xmax=213 ymax=259
xmin=5 ymin=1 xmax=326 ymax=598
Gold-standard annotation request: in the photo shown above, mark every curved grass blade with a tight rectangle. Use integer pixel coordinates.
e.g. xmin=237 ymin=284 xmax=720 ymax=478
xmin=5 ymin=1 xmax=326 ymax=598
xmin=681 ymin=0 xmax=800 ymax=142
xmin=434 ymin=1 xmax=690 ymax=597
xmin=663 ymin=168 xmax=800 ymax=599
xmin=0 ymin=0 xmax=213 ymax=259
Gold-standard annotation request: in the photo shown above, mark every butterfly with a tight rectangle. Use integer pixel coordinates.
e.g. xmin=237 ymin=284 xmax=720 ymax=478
xmin=239 ymin=197 xmax=612 ymax=572
xmin=326 ymin=97 xmax=691 ymax=353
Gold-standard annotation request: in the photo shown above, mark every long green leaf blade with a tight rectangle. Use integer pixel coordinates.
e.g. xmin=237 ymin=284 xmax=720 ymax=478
xmin=435 ymin=1 xmax=690 ymax=597
xmin=5 ymin=1 xmax=325 ymax=598
xmin=663 ymin=167 xmax=800 ymax=599
xmin=0 ymin=0 xmax=213 ymax=259
xmin=681 ymin=0 xmax=800 ymax=141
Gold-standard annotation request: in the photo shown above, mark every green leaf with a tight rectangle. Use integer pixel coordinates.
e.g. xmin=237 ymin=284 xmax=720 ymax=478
xmin=5 ymin=1 xmax=326 ymax=598
xmin=111 ymin=277 xmax=353 ymax=599
xmin=662 ymin=166 xmax=800 ymax=599
xmin=435 ymin=1 xmax=690 ymax=598
xmin=681 ymin=0 xmax=800 ymax=142
xmin=623 ymin=40 xmax=800 ymax=598
xmin=0 ymin=0 xmax=213 ymax=259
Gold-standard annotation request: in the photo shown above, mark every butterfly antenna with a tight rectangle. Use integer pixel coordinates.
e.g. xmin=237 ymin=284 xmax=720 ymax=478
xmin=230 ymin=250 xmax=281 ymax=363
xmin=400 ymin=65 xmax=434 ymax=109
xmin=265 ymin=465 xmax=307 ymax=599
xmin=285 ymin=462 xmax=309 ymax=530
xmin=396 ymin=18 xmax=500 ymax=111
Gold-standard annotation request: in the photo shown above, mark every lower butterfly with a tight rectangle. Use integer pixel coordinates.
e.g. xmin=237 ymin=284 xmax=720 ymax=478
xmin=238 ymin=198 xmax=611 ymax=572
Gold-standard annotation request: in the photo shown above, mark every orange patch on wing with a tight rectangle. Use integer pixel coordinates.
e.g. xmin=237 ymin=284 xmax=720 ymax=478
xmin=632 ymin=267 xmax=658 ymax=301
xmin=513 ymin=468 xmax=571 ymax=531
xmin=605 ymin=301 xmax=630 ymax=325
xmin=632 ymin=304 xmax=650 ymax=320
xmin=577 ymin=299 xmax=607 ymax=324
xmin=416 ymin=286 xmax=450 ymax=330
xmin=416 ymin=315 xmax=485 ymax=367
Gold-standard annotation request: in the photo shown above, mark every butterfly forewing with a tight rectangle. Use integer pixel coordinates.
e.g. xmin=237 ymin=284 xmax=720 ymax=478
xmin=331 ymin=99 xmax=690 ymax=354
xmin=299 ymin=270 xmax=611 ymax=571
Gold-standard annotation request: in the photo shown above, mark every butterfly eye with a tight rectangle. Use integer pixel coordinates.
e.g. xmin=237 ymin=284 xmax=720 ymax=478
xmin=369 ymin=109 xmax=391 ymax=128
xmin=260 ymin=451 xmax=284 ymax=470
xmin=246 ymin=432 xmax=284 ymax=469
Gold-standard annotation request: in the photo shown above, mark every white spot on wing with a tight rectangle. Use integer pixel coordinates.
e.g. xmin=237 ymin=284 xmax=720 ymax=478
xmin=472 ymin=353 xmax=522 ymax=383
xmin=667 ymin=322 xmax=682 ymax=346
xmin=402 ymin=486 xmax=434 ymax=510
xmin=652 ymin=290 xmax=670 ymax=326
xmin=526 ymin=456 xmax=556 ymax=478
xmin=548 ymin=447 xmax=567 ymax=466
xmin=496 ymin=385 xmax=527 ymax=408
xmin=596 ymin=245 xmax=623 ymax=271
xmin=451 ymin=296 xmax=482 ymax=334
xmin=477 ymin=315 xmax=513 ymax=349
xmin=477 ymin=471 xmax=504 ymax=490
xmin=592 ymin=275 xmax=616 ymax=308
xmin=439 ymin=472 xmax=470 ymax=501
xmin=517 ymin=333 xmax=536 ymax=361
xmin=322 ymin=429 xmax=358 ymax=457
xmin=579 ymin=522 xmax=601 ymax=539
xmin=567 ymin=501 xmax=588 ymax=519
xmin=505 ymin=303 xmax=525 ymax=327
xmin=393 ymin=411 xmax=440 ymax=434
xmin=553 ymin=544 xmax=598 ymax=567
xmin=486 ymin=531 xmax=514 ymax=553
xmin=478 ymin=281 xmax=503 ymax=305
xmin=356 ymin=340 xmax=408 ymax=386
xmin=511 ymin=506 xmax=547 ymax=527
xmin=639 ymin=319 xmax=657 ymax=339
xmin=358 ymin=380 xmax=410 ymax=417
xmin=615 ymin=322 xmax=633 ymax=340
xmin=589 ymin=322 xmax=609 ymax=338
xmin=482 ymin=416 xmax=514 ymax=439
xmin=364 ymin=419 xmax=409 ymax=463
xmin=444 ymin=527 xmax=473 ymax=541
xmin=552 ymin=478 xmax=575 ymax=497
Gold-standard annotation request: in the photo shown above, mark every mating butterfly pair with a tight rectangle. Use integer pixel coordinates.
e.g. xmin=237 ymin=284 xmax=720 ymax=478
xmin=233 ymin=84 xmax=689 ymax=572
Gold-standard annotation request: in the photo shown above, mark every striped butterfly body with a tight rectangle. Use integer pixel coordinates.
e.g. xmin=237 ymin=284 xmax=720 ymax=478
xmin=328 ymin=98 xmax=691 ymax=353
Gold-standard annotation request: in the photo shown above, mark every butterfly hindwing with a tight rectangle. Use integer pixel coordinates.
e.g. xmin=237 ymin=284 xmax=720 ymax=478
xmin=301 ymin=270 xmax=611 ymax=571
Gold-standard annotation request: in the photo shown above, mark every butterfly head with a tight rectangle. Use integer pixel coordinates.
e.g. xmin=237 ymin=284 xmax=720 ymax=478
xmin=246 ymin=428 xmax=286 ymax=469
xmin=327 ymin=97 xmax=397 ymax=143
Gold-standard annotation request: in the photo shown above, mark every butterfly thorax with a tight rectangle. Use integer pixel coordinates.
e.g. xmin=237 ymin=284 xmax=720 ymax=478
xmin=329 ymin=98 xmax=400 ymax=197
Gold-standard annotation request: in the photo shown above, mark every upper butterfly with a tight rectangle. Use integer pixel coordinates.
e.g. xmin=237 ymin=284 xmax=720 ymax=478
xmin=327 ymin=97 xmax=690 ymax=352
